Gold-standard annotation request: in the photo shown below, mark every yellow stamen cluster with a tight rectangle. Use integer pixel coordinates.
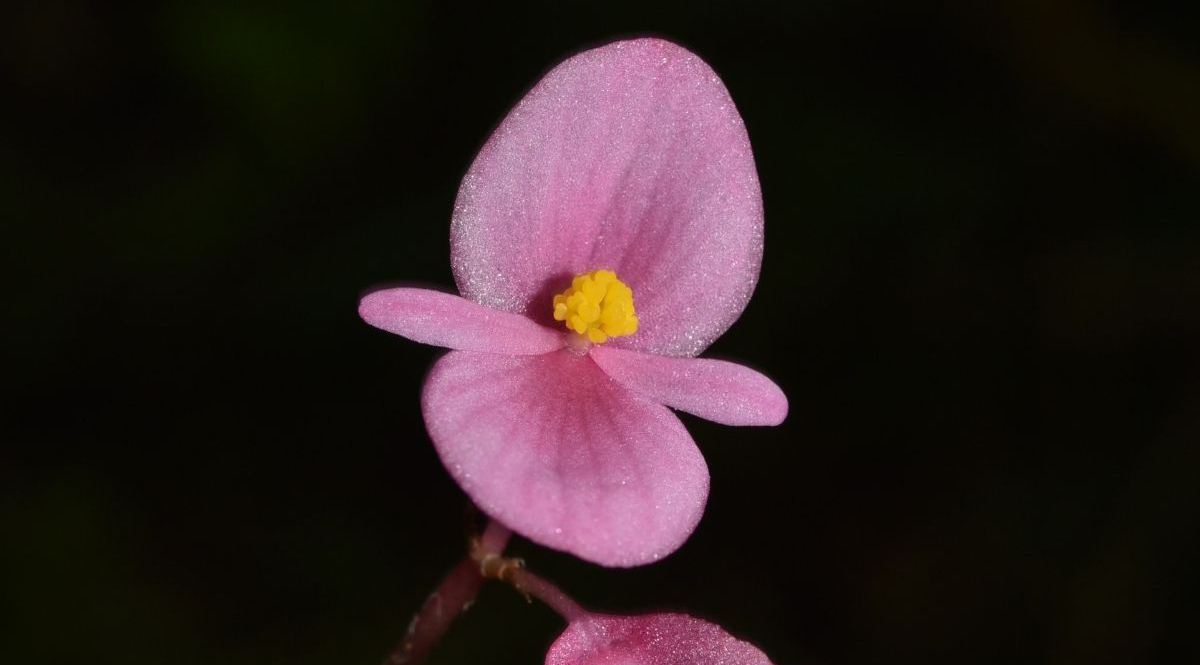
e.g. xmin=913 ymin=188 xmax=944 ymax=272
xmin=552 ymin=270 xmax=638 ymax=344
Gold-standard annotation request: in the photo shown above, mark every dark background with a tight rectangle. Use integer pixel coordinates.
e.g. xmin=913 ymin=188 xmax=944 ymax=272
xmin=5 ymin=1 xmax=1199 ymax=664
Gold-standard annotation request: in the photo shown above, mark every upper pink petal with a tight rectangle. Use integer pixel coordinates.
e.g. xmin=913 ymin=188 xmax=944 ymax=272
xmin=546 ymin=613 xmax=774 ymax=665
xmin=421 ymin=350 xmax=709 ymax=567
xmin=590 ymin=346 xmax=787 ymax=426
xmin=451 ymin=38 xmax=763 ymax=357
xmin=359 ymin=287 xmax=563 ymax=354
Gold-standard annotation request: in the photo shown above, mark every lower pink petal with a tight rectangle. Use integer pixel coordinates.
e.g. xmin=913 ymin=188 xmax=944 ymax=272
xmin=590 ymin=346 xmax=787 ymax=426
xmin=359 ymin=287 xmax=563 ymax=354
xmin=421 ymin=350 xmax=709 ymax=567
xmin=546 ymin=613 xmax=774 ymax=665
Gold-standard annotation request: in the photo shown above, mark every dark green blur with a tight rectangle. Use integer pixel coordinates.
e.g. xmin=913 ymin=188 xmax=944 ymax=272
xmin=5 ymin=1 xmax=1200 ymax=664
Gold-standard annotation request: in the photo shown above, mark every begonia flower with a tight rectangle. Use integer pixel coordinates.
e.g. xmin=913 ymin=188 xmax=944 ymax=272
xmin=360 ymin=38 xmax=786 ymax=567
xmin=546 ymin=613 xmax=773 ymax=665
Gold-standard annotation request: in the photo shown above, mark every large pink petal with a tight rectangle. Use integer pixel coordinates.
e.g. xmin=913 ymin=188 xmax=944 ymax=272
xmin=359 ymin=287 xmax=564 ymax=354
xmin=546 ymin=613 xmax=774 ymax=665
xmin=590 ymin=346 xmax=787 ymax=426
xmin=451 ymin=38 xmax=763 ymax=358
xmin=421 ymin=350 xmax=708 ymax=567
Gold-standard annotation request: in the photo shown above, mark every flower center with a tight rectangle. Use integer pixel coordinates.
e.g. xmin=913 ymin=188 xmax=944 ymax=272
xmin=551 ymin=269 xmax=638 ymax=345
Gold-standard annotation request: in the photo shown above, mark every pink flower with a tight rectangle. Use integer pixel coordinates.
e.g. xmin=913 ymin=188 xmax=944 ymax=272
xmin=359 ymin=38 xmax=786 ymax=567
xmin=546 ymin=613 xmax=774 ymax=665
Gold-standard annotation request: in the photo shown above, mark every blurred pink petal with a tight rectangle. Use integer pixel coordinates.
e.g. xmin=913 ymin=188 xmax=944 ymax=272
xmin=546 ymin=613 xmax=773 ymax=665
xmin=590 ymin=346 xmax=787 ymax=426
xmin=359 ymin=287 xmax=564 ymax=354
xmin=451 ymin=38 xmax=763 ymax=357
xmin=422 ymin=350 xmax=709 ymax=567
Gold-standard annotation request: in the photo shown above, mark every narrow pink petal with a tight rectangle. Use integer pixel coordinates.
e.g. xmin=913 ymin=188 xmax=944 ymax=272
xmin=546 ymin=613 xmax=774 ymax=665
xmin=451 ymin=38 xmax=763 ymax=357
xmin=359 ymin=288 xmax=563 ymax=354
xmin=590 ymin=346 xmax=787 ymax=426
xmin=422 ymin=350 xmax=709 ymax=567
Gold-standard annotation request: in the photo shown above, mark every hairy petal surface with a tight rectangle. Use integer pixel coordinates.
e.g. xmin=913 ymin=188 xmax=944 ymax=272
xmin=422 ymin=350 xmax=709 ymax=567
xmin=451 ymin=38 xmax=763 ymax=357
xmin=590 ymin=346 xmax=787 ymax=426
xmin=359 ymin=288 xmax=563 ymax=354
xmin=546 ymin=613 xmax=774 ymax=665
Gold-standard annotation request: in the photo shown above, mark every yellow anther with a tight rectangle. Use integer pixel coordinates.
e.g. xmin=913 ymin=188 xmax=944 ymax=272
xmin=551 ymin=270 xmax=638 ymax=345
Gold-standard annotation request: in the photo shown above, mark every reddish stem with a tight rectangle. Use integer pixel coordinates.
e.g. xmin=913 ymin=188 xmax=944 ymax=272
xmin=507 ymin=567 xmax=587 ymax=622
xmin=381 ymin=522 xmax=512 ymax=665
xmin=479 ymin=520 xmax=512 ymax=553
xmin=379 ymin=520 xmax=591 ymax=664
